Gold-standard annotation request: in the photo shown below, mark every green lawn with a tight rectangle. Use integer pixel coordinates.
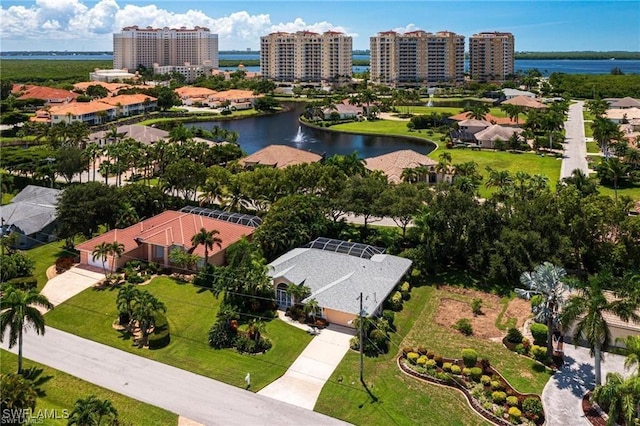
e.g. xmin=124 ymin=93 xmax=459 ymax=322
xmin=1 ymin=350 xmax=178 ymax=426
xmin=401 ymin=106 xmax=510 ymax=118
xmin=44 ymin=276 xmax=312 ymax=391
xmin=316 ymin=275 xmax=552 ymax=425
xmin=315 ymin=280 xmax=490 ymax=426
xmin=27 ymin=240 xmax=75 ymax=291
xmin=584 ymin=121 xmax=594 ymax=138
xmin=598 ymin=184 xmax=640 ymax=201
xmin=2 ymin=192 xmax=14 ymax=205
xmin=331 ymin=119 xmax=445 ymax=144
xmin=586 ymin=141 xmax=600 ymax=154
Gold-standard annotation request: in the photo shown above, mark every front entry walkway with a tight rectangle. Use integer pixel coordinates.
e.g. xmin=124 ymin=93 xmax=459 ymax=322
xmin=541 ymin=344 xmax=630 ymax=426
xmin=40 ymin=266 xmax=103 ymax=309
xmin=258 ymin=324 xmax=354 ymax=410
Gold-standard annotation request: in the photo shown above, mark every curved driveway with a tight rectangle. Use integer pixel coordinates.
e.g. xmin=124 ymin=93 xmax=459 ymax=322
xmin=1 ymin=327 xmax=347 ymax=426
xmin=561 ymin=101 xmax=590 ymax=178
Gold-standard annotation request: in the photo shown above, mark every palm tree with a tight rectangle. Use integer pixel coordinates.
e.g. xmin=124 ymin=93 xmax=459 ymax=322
xmin=485 ymin=167 xmax=513 ymax=195
xmin=560 ymin=276 xmax=640 ymax=386
xmin=83 ymin=143 xmax=103 ymax=182
xmin=401 ymin=167 xmax=419 ymax=184
xmin=0 ymin=373 xmax=38 ymax=415
xmin=436 ymin=152 xmax=453 ymax=182
xmin=585 ymin=98 xmax=609 ymax=118
xmin=563 ymin=168 xmax=598 ymax=196
xmin=516 ymin=262 xmax=570 ymax=358
xmin=199 ymin=178 xmax=227 ymax=207
xmin=132 ymin=291 xmax=166 ymax=347
xmin=286 ymin=283 xmax=311 ymax=306
xmin=465 ymin=104 xmax=490 ymax=120
xmin=116 ymin=284 xmax=140 ymax=326
xmin=592 ymin=373 xmax=640 ymax=426
xmin=615 ymin=335 xmax=640 ymax=375
xmin=190 ymin=228 xmax=222 ymax=269
xmin=592 ymin=116 xmax=624 ymax=158
xmin=303 ymin=298 xmax=320 ymax=324
xmin=598 ymin=157 xmax=630 ymax=202
xmin=108 ymin=241 xmax=125 ymax=276
xmin=501 ymin=103 xmax=525 ymax=126
xmin=68 ymin=395 xmax=119 ymax=426
xmin=92 ymin=242 xmax=111 ymax=278
xmin=0 ymin=287 xmax=54 ymax=373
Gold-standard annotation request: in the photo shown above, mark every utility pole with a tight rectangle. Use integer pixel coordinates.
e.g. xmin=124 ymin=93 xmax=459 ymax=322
xmin=359 ymin=292 xmax=364 ymax=385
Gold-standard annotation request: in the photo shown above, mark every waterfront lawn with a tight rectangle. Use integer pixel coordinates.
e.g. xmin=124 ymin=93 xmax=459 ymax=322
xmin=315 ymin=276 xmax=552 ymax=425
xmin=315 ymin=280 xmax=489 ymax=426
xmin=331 ymin=119 xmax=446 ymax=144
xmin=404 ymin=106 xmax=510 ymax=118
xmin=0 ymin=350 xmax=178 ymax=426
xmin=44 ymin=276 xmax=312 ymax=391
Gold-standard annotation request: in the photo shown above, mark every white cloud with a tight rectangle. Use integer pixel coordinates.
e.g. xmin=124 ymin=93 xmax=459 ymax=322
xmin=0 ymin=0 xmax=353 ymax=50
xmin=391 ymin=23 xmax=422 ymax=34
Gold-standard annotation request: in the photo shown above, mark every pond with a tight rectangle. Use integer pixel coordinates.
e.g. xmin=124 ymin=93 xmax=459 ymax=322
xmin=186 ymin=103 xmax=436 ymax=158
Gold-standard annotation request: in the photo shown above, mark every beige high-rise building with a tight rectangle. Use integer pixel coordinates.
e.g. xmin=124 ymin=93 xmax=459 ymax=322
xmin=260 ymin=31 xmax=352 ymax=84
xmin=469 ymin=32 xmax=515 ymax=82
xmin=370 ymin=30 xmax=465 ymax=87
xmin=113 ymin=26 xmax=218 ymax=71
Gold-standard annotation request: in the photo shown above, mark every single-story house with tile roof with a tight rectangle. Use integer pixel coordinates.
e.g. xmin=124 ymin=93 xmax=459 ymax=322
xmin=606 ymin=107 xmax=640 ymax=123
xmin=364 ymin=149 xmax=439 ymax=184
xmin=12 ymin=84 xmax=78 ymax=105
xmin=501 ymin=95 xmax=548 ymax=110
xmin=608 ymin=97 xmax=640 ymax=109
xmin=239 ymin=145 xmax=323 ymax=169
xmin=449 ymin=111 xmax=519 ymax=127
xmin=501 ymin=88 xmax=536 ymax=100
xmin=473 ymin=124 xmax=524 ymax=149
xmin=0 ymin=185 xmax=62 ymax=248
xmin=268 ymin=238 xmax=412 ymax=327
xmin=323 ymin=102 xmax=364 ymax=120
xmin=76 ymin=208 xmax=259 ymax=272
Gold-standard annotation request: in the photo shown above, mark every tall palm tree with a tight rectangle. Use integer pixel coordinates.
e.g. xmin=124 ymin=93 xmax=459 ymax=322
xmin=592 ymin=373 xmax=640 ymax=426
xmin=190 ymin=228 xmax=222 ymax=269
xmin=92 ymin=242 xmax=111 ymax=278
xmin=0 ymin=287 xmax=54 ymax=373
xmin=501 ymin=103 xmax=525 ymax=126
xmin=563 ymin=168 xmax=598 ymax=196
xmin=303 ymin=298 xmax=321 ymax=324
xmin=116 ymin=284 xmax=140 ymax=325
xmin=560 ymin=276 xmax=640 ymax=386
xmin=592 ymin=116 xmax=624 ymax=158
xmin=598 ymin=157 xmax=630 ymax=203
xmin=615 ymin=335 xmax=640 ymax=375
xmin=465 ymin=104 xmax=490 ymax=120
xmin=108 ymin=241 xmax=125 ymax=276
xmin=516 ymin=262 xmax=570 ymax=358
xmin=132 ymin=291 xmax=166 ymax=347
xmin=585 ymin=98 xmax=609 ymax=118
xmin=436 ymin=152 xmax=453 ymax=182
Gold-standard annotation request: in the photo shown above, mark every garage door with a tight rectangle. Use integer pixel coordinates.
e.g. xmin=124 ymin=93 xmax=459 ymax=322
xmin=88 ymin=253 xmax=111 ymax=271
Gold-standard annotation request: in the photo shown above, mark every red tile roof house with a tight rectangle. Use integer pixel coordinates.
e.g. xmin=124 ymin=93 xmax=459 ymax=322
xmin=76 ymin=210 xmax=256 ymax=272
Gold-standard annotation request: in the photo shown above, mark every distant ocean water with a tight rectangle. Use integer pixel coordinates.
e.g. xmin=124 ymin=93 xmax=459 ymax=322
xmin=2 ymin=52 xmax=639 ymax=75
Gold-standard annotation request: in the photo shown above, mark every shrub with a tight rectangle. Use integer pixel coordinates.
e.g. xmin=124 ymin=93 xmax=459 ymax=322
xmin=407 ymin=352 xmax=419 ymax=364
xmin=462 ymin=367 xmax=472 ymax=376
xmin=508 ymin=406 xmax=522 ymax=422
xmin=235 ymin=335 xmax=256 ymax=353
xmin=515 ymin=344 xmax=526 ymax=355
xmin=388 ymin=291 xmax=403 ymax=311
xmin=454 ymin=318 xmax=473 ymax=336
xmin=450 ymin=365 xmax=461 ymax=374
xmin=417 ymin=345 xmax=428 ymax=355
xmin=482 ymin=402 xmax=493 ymax=412
xmin=148 ymin=312 xmax=170 ymax=349
xmin=402 ymin=347 xmax=413 ymax=357
xmin=491 ymin=380 xmax=505 ymax=391
xmin=442 ymin=362 xmax=452 ymax=372
xmin=494 ymin=406 xmax=505 ymax=418
xmin=461 ymin=349 xmax=478 ymax=367
xmin=425 ymin=359 xmax=436 ymax=368
xmin=530 ymin=345 xmax=548 ymax=362
xmin=470 ymin=367 xmax=483 ymax=382
xmin=399 ymin=281 xmax=410 ymax=293
xmin=471 ymin=298 xmax=483 ymax=315
xmin=506 ymin=396 xmax=519 ymax=407
xmin=4 ymin=276 xmax=37 ymax=291
xmin=426 ymin=350 xmax=435 ymax=359
xmin=522 ymin=337 xmax=531 ymax=352
xmin=506 ymin=327 xmax=524 ymax=344
xmin=479 ymin=358 xmax=491 ymax=371
xmin=492 ymin=391 xmax=507 ymax=404
xmin=350 ymin=336 xmax=360 ymax=351
xmin=369 ymin=329 xmax=389 ymax=354
xmin=55 ymin=256 xmax=75 ymax=273
xmin=433 ymin=355 xmax=443 ymax=366
xmin=522 ymin=397 xmax=544 ymax=418
xmin=481 ymin=375 xmax=492 ymax=385
xmin=208 ymin=321 xmax=237 ymax=349
xmin=530 ymin=323 xmax=548 ymax=346
xmin=417 ymin=355 xmax=427 ymax=366
xmin=382 ymin=310 xmax=395 ymax=328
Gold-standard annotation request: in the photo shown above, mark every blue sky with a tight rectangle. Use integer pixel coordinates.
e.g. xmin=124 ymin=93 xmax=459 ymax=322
xmin=1 ymin=0 xmax=639 ymax=51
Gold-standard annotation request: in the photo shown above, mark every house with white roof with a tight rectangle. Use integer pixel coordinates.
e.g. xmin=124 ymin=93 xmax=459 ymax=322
xmin=268 ymin=238 xmax=412 ymax=327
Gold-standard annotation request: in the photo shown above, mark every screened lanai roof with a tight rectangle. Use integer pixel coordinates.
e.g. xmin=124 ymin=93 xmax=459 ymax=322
xmin=179 ymin=206 xmax=262 ymax=228
xmin=303 ymin=237 xmax=385 ymax=260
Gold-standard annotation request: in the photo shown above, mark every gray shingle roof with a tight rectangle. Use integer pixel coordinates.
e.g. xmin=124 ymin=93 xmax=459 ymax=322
xmin=0 ymin=185 xmax=61 ymax=236
xmin=268 ymin=248 xmax=412 ymax=316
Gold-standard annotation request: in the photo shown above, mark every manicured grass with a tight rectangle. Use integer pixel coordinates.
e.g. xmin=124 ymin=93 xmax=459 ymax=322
xmin=1 ymin=350 xmax=178 ymax=426
xmin=315 ymin=281 xmax=490 ymax=426
xmin=403 ymin=106 xmax=510 ymax=118
xmin=26 ymin=240 xmax=74 ymax=292
xmin=138 ymin=109 xmax=268 ymax=126
xmin=586 ymin=141 xmax=600 ymax=154
xmin=584 ymin=121 xmax=594 ymax=138
xmin=44 ymin=276 xmax=312 ymax=391
xmin=598 ymin=184 xmax=640 ymax=201
xmin=331 ymin=119 xmax=445 ymax=145
xmin=2 ymin=192 xmax=14 ymax=205
xmin=583 ymin=111 xmax=596 ymax=121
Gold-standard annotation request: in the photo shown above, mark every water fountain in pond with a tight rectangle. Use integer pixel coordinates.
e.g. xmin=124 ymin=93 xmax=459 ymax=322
xmin=293 ymin=126 xmax=305 ymax=143
xmin=426 ymin=87 xmax=436 ymax=107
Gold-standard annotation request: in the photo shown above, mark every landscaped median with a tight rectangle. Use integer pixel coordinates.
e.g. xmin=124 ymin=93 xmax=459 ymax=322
xmin=43 ymin=276 xmax=312 ymax=391
xmin=1 ymin=350 xmax=178 ymax=426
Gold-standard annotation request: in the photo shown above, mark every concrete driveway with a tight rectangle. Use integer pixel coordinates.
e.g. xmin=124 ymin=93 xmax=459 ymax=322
xmin=40 ymin=266 xmax=103 ymax=308
xmin=258 ymin=325 xmax=354 ymax=410
xmin=542 ymin=344 xmax=631 ymax=426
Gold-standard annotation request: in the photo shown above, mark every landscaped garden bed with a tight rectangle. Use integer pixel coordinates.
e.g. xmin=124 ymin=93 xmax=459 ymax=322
xmin=399 ymin=347 xmax=545 ymax=425
xmin=582 ymin=392 xmax=607 ymax=426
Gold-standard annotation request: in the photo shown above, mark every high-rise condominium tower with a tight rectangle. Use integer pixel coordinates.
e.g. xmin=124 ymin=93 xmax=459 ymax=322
xmin=469 ymin=32 xmax=515 ymax=82
xmin=370 ymin=30 xmax=465 ymax=87
xmin=113 ymin=26 xmax=219 ymax=71
xmin=260 ymin=31 xmax=352 ymax=84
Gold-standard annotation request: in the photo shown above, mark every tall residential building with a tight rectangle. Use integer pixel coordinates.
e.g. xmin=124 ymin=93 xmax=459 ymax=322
xmin=113 ymin=26 xmax=218 ymax=71
xmin=469 ymin=32 xmax=515 ymax=82
xmin=370 ymin=30 xmax=465 ymax=87
xmin=260 ymin=31 xmax=352 ymax=84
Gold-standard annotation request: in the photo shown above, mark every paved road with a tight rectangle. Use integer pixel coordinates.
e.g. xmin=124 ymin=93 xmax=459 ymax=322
xmin=542 ymin=344 xmax=630 ymax=426
xmin=561 ymin=101 xmax=590 ymax=179
xmin=1 ymin=327 xmax=347 ymax=426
